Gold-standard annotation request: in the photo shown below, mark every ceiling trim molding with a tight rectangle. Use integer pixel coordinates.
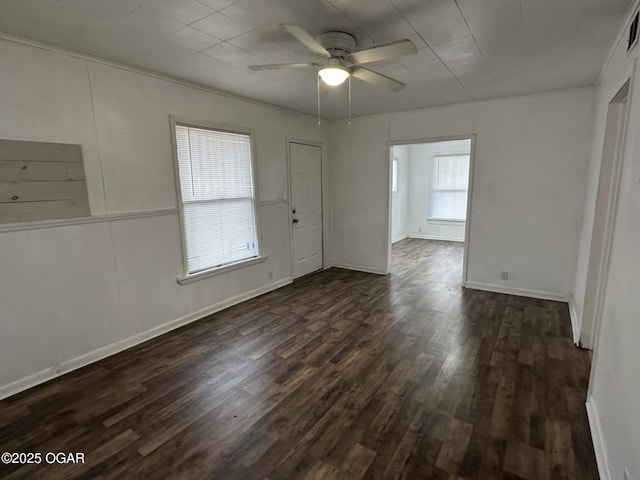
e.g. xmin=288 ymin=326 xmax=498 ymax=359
xmin=326 ymin=85 xmax=596 ymax=124
xmin=0 ymin=31 xmax=327 ymax=123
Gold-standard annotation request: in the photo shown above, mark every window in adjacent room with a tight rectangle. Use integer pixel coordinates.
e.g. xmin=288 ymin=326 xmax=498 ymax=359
xmin=174 ymin=122 xmax=259 ymax=277
xmin=392 ymin=158 xmax=399 ymax=193
xmin=429 ymin=154 xmax=470 ymax=221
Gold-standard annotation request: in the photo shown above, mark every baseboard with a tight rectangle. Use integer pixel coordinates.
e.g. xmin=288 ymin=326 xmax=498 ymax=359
xmin=0 ymin=277 xmax=293 ymax=401
xmin=568 ymin=294 xmax=581 ymax=346
xmin=392 ymin=234 xmax=408 ymax=244
xmin=464 ymin=281 xmax=568 ymax=302
xmin=586 ymin=398 xmax=611 ymax=480
xmin=407 ymin=234 xmax=464 ymax=243
xmin=330 ymin=262 xmax=386 ymax=275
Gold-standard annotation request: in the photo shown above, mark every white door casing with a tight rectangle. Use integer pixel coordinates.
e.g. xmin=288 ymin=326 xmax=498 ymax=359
xmin=582 ymin=80 xmax=630 ymax=349
xmin=290 ymin=142 xmax=323 ymax=279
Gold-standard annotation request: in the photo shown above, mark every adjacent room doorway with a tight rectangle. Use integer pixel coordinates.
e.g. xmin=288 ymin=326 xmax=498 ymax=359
xmin=386 ymin=136 xmax=475 ymax=284
xmin=581 ymin=79 xmax=630 ymax=349
xmin=288 ymin=141 xmax=324 ymax=279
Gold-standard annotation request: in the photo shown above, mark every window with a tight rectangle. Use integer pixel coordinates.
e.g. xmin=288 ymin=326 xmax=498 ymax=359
xmin=392 ymin=158 xmax=399 ymax=193
xmin=174 ymin=123 xmax=259 ymax=276
xmin=429 ymin=154 xmax=470 ymax=221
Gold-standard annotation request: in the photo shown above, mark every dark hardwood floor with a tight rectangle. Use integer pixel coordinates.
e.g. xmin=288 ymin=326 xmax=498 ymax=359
xmin=0 ymin=238 xmax=598 ymax=479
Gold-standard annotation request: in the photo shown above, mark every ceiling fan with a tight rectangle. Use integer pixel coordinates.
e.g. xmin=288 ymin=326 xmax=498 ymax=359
xmin=248 ymin=24 xmax=417 ymax=92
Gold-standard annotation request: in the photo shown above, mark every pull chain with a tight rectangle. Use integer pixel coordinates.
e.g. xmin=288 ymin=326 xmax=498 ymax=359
xmin=348 ymin=75 xmax=352 ymax=126
xmin=317 ymin=75 xmax=322 ymax=126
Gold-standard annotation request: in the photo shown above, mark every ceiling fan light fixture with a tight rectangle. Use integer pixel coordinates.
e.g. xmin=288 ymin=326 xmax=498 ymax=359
xmin=318 ymin=66 xmax=349 ymax=86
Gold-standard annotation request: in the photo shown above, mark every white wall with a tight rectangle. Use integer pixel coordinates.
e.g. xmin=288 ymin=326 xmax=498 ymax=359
xmin=0 ymin=37 xmax=329 ymax=398
xmin=405 ymin=140 xmax=470 ymax=242
xmin=572 ymin=3 xmax=640 ymax=479
xmin=330 ymin=88 xmax=595 ymax=298
xmin=391 ymin=145 xmax=409 ymax=242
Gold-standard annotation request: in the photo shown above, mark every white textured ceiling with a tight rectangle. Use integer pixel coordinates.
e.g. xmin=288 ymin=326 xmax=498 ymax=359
xmin=0 ymin=0 xmax=631 ymax=119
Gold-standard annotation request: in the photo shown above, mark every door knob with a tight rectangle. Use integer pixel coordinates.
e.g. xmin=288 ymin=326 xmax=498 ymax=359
xmin=292 ymin=218 xmax=299 ymax=223
xmin=292 ymin=208 xmax=296 ymax=214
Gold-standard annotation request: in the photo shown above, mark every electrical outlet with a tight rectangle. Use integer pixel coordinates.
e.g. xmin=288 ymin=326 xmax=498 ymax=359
xmin=268 ymin=270 xmax=273 ymax=280
xmin=500 ymin=271 xmax=509 ymax=281
xmin=418 ymin=227 xmax=422 ymax=233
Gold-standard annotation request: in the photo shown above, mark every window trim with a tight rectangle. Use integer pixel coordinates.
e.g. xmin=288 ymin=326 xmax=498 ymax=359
xmin=427 ymin=217 xmax=466 ymax=225
xmin=429 ymin=153 xmax=470 ymax=222
xmin=177 ymin=255 xmax=268 ymax=285
xmin=170 ymin=116 xmax=265 ymax=284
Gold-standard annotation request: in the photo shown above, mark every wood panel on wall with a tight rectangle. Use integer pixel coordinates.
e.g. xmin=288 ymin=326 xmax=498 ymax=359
xmin=0 ymin=139 xmax=90 ymax=223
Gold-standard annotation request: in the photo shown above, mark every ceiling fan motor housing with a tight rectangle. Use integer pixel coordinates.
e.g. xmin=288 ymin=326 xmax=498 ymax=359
xmin=318 ymin=31 xmax=357 ymax=58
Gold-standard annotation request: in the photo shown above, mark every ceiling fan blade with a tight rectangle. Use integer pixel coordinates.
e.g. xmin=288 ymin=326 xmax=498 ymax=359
xmin=349 ymin=39 xmax=417 ymax=65
xmin=351 ymin=67 xmax=406 ymax=92
xmin=281 ymin=24 xmax=331 ymax=58
xmin=248 ymin=62 xmax=319 ymax=71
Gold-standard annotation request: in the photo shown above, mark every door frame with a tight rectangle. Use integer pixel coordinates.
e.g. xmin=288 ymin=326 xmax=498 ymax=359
xmin=384 ymin=134 xmax=477 ymax=285
xmin=578 ymin=77 xmax=635 ymax=351
xmin=586 ymin=67 xmax=635 ymax=406
xmin=286 ymin=138 xmax=326 ymax=280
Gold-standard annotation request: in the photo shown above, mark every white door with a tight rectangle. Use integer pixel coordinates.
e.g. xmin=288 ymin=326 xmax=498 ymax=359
xmin=290 ymin=142 xmax=323 ymax=279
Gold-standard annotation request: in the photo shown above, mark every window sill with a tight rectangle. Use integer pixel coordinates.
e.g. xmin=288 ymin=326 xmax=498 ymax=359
xmin=177 ymin=255 xmax=268 ymax=285
xmin=427 ymin=218 xmax=466 ymax=225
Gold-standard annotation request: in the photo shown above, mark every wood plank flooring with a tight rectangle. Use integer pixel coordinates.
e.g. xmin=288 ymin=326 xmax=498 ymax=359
xmin=0 ymin=238 xmax=598 ymax=479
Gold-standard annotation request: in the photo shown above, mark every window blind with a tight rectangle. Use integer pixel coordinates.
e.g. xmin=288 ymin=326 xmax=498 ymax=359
xmin=175 ymin=124 xmax=258 ymax=274
xmin=430 ymin=155 xmax=470 ymax=221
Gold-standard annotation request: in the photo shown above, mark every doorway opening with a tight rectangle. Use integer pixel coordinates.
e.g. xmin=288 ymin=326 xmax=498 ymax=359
xmin=386 ymin=137 xmax=475 ymax=285
xmin=581 ymin=79 xmax=630 ymax=349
